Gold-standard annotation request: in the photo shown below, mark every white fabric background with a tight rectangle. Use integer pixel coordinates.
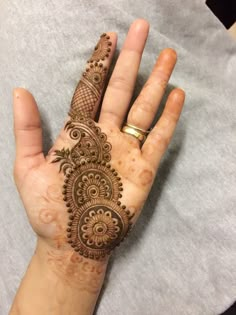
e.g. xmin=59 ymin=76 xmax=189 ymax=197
xmin=0 ymin=1 xmax=236 ymax=314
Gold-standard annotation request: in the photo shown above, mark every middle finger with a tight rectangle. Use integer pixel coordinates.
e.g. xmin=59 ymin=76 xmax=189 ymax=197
xmin=99 ymin=19 xmax=149 ymax=128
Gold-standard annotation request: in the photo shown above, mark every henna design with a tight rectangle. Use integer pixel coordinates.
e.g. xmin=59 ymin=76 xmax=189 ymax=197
xmin=89 ymin=33 xmax=112 ymax=62
xmin=83 ymin=63 xmax=107 ymax=90
xmin=52 ymin=115 xmax=133 ymax=260
xmin=63 ymin=162 xmax=121 ymax=207
xmin=47 ymin=250 xmax=106 ymax=294
xmin=52 ymin=34 xmax=133 ymax=260
xmin=69 ymin=79 xmax=100 ymax=117
xmin=52 ymin=116 xmax=111 ymax=174
xmin=70 ymin=33 xmax=111 ymax=118
xmin=68 ymin=198 xmax=130 ymax=259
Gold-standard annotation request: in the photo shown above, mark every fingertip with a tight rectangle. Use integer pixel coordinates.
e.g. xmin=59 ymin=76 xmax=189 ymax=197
xmin=13 ymin=87 xmax=34 ymax=104
xmin=106 ymin=32 xmax=117 ymax=42
xmin=131 ymin=18 xmax=150 ymax=32
xmin=13 ymin=87 xmax=40 ymax=130
xmin=170 ymin=88 xmax=185 ymax=103
xmin=122 ymin=19 xmax=149 ymax=53
xmin=160 ymin=48 xmax=177 ymax=62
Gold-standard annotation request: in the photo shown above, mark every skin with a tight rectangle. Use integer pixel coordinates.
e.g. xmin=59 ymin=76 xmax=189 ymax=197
xmin=10 ymin=19 xmax=185 ymax=315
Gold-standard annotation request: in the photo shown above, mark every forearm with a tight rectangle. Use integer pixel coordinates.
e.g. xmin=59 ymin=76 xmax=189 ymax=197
xmin=10 ymin=238 xmax=109 ymax=315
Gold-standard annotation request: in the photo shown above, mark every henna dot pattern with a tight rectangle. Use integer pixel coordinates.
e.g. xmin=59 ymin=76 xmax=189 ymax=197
xmin=83 ymin=63 xmax=107 ymax=90
xmin=89 ymin=33 xmax=112 ymax=62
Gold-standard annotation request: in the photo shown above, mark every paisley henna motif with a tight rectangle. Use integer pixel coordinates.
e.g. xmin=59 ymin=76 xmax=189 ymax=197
xmin=52 ymin=34 xmax=133 ymax=260
xmin=52 ymin=116 xmax=112 ymax=174
xmin=65 ymin=116 xmax=111 ymax=164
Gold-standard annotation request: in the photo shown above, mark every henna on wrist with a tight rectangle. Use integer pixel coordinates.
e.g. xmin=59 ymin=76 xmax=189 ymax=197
xmin=47 ymin=249 xmax=107 ymax=294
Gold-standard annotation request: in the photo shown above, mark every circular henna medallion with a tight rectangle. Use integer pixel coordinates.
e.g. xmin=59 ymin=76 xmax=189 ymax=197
xmin=68 ymin=198 xmax=130 ymax=260
xmin=63 ymin=162 xmax=122 ymax=209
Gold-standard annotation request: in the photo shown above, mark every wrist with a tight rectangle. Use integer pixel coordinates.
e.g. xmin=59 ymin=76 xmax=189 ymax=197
xmin=36 ymin=237 xmax=109 ymax=295
xmin=10 ymin=238 xmax=109 ymax=315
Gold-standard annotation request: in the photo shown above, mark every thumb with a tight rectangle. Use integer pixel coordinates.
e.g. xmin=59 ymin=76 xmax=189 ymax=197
xmin=13 ymin=88 xmax=45 ymax=183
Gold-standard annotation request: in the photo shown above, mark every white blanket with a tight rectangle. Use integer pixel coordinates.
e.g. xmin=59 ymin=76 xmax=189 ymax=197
xmin=0 ymin=1 xmax=235 ymax=314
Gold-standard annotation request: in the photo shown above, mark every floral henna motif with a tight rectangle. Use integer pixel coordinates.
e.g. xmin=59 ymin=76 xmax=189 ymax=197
xmin=67 ymin=198 xmax=131 ymax=260
xmin=63 ymin=162 xmax=122 ymax=207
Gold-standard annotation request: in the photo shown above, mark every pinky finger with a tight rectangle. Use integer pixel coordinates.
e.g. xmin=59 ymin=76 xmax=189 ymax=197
xmin=142 ymin=88 xmax=185 ymax=170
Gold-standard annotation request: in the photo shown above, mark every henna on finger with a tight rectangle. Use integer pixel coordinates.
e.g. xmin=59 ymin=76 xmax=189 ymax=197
xmin=70 ymin=34 xmax=112 ymax=118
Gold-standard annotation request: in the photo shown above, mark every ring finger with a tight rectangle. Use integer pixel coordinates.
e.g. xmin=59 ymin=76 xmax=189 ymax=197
xmin=127 ymin=48 xmax=177 ymax=132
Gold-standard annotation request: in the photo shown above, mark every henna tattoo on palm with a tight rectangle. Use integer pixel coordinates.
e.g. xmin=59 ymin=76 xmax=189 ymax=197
xmin=52 ymin=34 xmax=133 ymax=260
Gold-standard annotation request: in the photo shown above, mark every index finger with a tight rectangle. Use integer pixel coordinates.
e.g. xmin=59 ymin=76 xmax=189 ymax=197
xmin=48 ymin=32 xmax=117 ymax=156
xmin=70 ymin=32 xmax=117 ymax=119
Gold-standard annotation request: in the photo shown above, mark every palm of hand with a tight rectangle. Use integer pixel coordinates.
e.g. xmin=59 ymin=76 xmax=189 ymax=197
xmin=18 ymin=118 xmax=153 ymax=257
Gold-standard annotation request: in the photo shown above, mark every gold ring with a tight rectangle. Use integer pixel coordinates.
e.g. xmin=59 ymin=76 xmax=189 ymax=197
xmin=122 ymin=123 xmax=149 ymax=143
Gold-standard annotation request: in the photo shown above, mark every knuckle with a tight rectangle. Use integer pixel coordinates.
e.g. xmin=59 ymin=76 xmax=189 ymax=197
xmin=100 ymin=108 xmax=121 ymax=121
xmin=153 ymin=70 xmax=169 ymax=89
xmin=108 ymin=75 xmax=132 ymax=92
xmin=162 ymin=111 xmax=179 ymax=124
xmin=134 ymin=94 xmax=156 ymax=115
xmin=152 ymin=129 xmax=170 ymax=151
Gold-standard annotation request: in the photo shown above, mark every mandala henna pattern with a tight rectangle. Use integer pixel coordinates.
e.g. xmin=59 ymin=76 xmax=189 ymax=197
xmin=63 ymin=162 xmax=122 ymax=207
xmin=52 ymin=34 xmax=133 ymax=260
xmin=67 ymin=198 xmax=131 ymax=260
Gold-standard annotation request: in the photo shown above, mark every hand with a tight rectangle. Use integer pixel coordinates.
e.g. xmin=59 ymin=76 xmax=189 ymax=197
xmin=12 ymin=19 xmax=185 ymax=315
xmin=13 ymin=19 xmax=184 ymax=265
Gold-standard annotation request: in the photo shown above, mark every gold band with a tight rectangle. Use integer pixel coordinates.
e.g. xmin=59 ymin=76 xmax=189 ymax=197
xmin=122 ymin=123 xmax=149 ymax=142
xmin=126 ymin=123 xmax=148 ymax=134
